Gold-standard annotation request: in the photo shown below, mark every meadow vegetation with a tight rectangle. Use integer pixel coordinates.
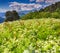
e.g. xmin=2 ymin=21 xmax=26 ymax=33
xmin=0 ymin=18 xmax=60 ymax=53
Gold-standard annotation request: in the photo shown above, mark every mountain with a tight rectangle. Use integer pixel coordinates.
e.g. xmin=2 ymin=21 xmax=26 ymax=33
xmin=21 ymin=1 xmax=60 ymax=19
xmin=39 ymin=1 xmax=60 ymax=12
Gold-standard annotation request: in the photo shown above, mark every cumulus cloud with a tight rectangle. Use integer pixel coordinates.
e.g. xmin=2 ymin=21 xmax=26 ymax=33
xmin=9 ymin=2 xmax=42 ymax=11
xmin=0 ymin=8 xmax=10 ymax=13
xmin=54 ymin=0 xmax=60 ymax=3
xmin=0 ymin=9 xmax=6 ymax=13
xmin=36 ymin=0 xmax=44 ymax=2
xmin=30 ymin=0 xmax=35 ymax=2
xmin=9 ymin=0 xmax=60 ymax=12
xmin=0 ymin=0 xmax=60 ymax=13
xmin=45 ymin=0 xmax=54 ymax=4
xmin=45 ymin=0 xmax=60 ymax=4
xmin=30 ymin=0 xmax=60 ymax=4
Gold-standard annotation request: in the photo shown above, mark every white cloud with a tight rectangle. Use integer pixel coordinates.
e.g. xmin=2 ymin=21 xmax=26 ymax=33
xmin=54 ymin=0 xmax=60 ymax=3
xmin=0 ymin=8 xmax=13 ymax=13
xmin=11 ymin=1 xmax=59 ymax=11
xmin=30 ymin=0 xmax=35 ymax=2
xmin=9 ymin=2 xmax=42 ymax=11
xmin=36 ymin=0 xmax=44 ymax=2
xmin=45 ymin=0 xmax=60 ymax=4
xmin=45 ymin=0 xmax=54 ymax=4
xmin=0 ymin=9 xmax=9 ymax=13
xmin=35 ymin=0 xmax=60 ymax=3
xmin=0 ymin=0 xmax=60 ymax=13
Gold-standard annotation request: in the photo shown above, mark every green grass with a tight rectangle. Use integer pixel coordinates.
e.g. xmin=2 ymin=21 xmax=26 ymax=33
xmin=21 ymin=11 xmax=60 ymax=20
xmin=0 ymin=18 xmax=60 ymax=53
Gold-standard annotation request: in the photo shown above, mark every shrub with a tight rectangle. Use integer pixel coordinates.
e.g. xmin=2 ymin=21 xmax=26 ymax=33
xmin=52 ymin=12 xmax=60 ymax=18
xmin=21 ymin=11 xmax=60 ymax=20
xmin=5 ymin=10 xmax=20 ymax=22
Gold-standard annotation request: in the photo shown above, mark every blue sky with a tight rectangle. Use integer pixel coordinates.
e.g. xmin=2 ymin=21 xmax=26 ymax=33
xmin=0 ymin=0 xmax=32 ymax=12
xmin=0 ymin=0 xmax=36 ymax=8
xmin=0 ymin=0 xmax=60 ymax=13
xmin=0 ymin=0 xmax=29 ymax=8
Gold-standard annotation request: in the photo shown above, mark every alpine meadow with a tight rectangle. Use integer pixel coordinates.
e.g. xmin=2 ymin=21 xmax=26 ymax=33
xmin=0 ymin=1 xmax=60 ymax=53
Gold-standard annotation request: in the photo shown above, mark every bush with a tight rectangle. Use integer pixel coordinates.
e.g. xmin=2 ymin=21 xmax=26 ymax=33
xmin=52 ymin=12 xmax=60 ymax=18
xmin=5 ymin=10 xmax=20 ymax=22
xmin=21 ymin=11 xmax=60 ymax=20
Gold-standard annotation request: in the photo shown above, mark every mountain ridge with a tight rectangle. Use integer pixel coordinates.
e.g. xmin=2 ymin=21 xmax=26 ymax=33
xmin=21 ymin=1 xmax=60 ymax=19
xmin=39 ymin=1 xmax=60 ymax=12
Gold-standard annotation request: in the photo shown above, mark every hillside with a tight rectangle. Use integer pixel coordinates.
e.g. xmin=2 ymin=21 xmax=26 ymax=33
xmin=21 ymin=2 xmax=60 ymax=20
xmin=40 ymin=2 xmax=60 ymax=12
xmin=0 ymin=18 xmax=60 ymax=53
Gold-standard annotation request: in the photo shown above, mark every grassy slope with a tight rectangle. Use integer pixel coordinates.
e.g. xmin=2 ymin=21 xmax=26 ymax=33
xmin=0 ymin=18 xmax=60 ymax=53
xmin=21 ymin=2 xmax=60 ymax=20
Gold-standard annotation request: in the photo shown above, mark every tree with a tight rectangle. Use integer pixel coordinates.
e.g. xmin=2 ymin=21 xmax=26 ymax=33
xmin=12 ymin=10 xmax=20 ymax=20
xmin=5 ymin=11 xmax=13 ymax=21
xmin=52 ymin=12 xmax=60 ymax=18
xmin=5 ymin=10 xmax=20 ymax=22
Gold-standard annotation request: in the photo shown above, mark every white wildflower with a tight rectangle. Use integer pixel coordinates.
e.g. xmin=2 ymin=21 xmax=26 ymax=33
xmin=23 ymin=50 xmax=29 ymax=53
